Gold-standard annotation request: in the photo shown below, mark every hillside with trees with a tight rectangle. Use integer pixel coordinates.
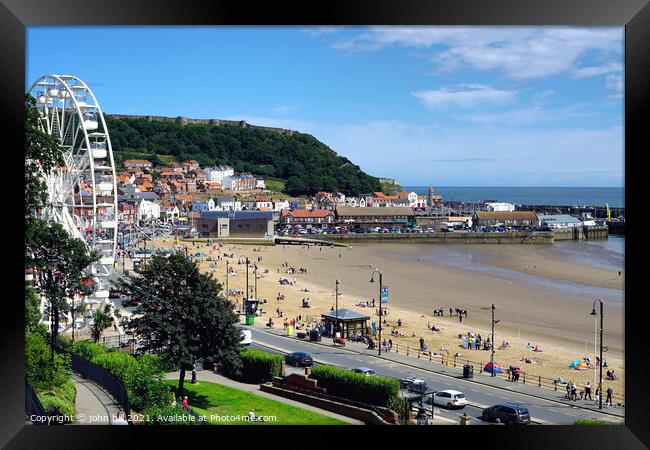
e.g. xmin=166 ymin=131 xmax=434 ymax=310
xmin=105 ymin=116 xmax=382 ymax=196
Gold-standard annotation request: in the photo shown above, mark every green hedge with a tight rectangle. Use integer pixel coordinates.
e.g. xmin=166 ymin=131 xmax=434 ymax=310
xmin=141 ymin=405 xmax=200 ymax=425
xmin=90 ymin=352 xmax=139 ymax=381
xmin=230 ymin=348 xmax=283 ymax=383
xmin=77 ymin=346 xmax=171 ymax=412
xmin=74 ymin=341 xmax=108 ymax=361
xmin=25 ymin=332 xmax=71 ymax=391
xmin=310 ymin=365 xmax=400 ymax=407
xmin=37 ymin=392 xmax=75 ymax=423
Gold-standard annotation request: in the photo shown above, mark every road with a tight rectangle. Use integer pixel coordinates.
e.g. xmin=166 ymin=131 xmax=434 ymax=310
xmin=246 ymin=325 xmax=625 ymax=425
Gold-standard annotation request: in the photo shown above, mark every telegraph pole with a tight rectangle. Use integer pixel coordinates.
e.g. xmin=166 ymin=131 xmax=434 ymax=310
xmin=334 ymin=279 xmax=340 ymax=341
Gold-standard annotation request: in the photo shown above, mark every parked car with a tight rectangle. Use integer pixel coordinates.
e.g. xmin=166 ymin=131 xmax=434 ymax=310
xmin=481 ymin=402 xmax=531 ymax=425
xmin=351 ymin=367 xmax=376 ymax=376
xmin=285 ymin=352 xmax=313 ymax=367
xmin=235 ymin=325 xmax=252 ymax=345
xmin=423 ymin=390 xmax=467 ymax=409
xmin=400 ymin=376 xmax=428 ymax=393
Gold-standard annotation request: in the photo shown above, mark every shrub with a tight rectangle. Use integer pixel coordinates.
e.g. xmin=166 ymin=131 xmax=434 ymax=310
xmin=25 ymin=332 xmax=71 ymax=391
xmin=52 ymin=379 xmax=77 ymax=404
xmin=91 ymin=351 xmax=138 ymax=382
xmin=310 ymin=365 xmax=400 ymax=407
xmin=37 ymin=392 xmax=75 ymax=423
xmin=230 ymin=348 xmax=283 ymax=383
xmin=74 ymin=340 xmax=108 ymax=361
xmin=123 ymin=362 xmax=172 ymax=411
xmin=141 ymin=405 xmax=200 ymax=425
xmin=575 ymin=419 xmax=616 ymax=426
xmin=56 ymin=334 xmax=73 ymax=353
xmin=138 ymin=354 xmax=174 ymax=375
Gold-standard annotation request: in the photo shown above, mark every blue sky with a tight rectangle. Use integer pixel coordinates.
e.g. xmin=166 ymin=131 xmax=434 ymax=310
xmin=27 ymin=26 xmax=624 ymax=187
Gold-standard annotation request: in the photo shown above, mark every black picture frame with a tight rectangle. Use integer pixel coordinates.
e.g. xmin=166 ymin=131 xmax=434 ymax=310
xmin=1 ymin=0 xmax=647 ymax=447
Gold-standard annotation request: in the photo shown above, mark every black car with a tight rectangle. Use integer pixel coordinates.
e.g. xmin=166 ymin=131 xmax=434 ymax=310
xmin=285 ymin=352 xmax=313 ymax=367
xmin=481 ymin=403 xmax=531 ymax=425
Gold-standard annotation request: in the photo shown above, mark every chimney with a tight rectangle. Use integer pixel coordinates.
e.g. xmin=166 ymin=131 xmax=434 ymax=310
xmin=304 ymin=367 xmax=312 ymax=377
xmin=280 ymin=361 xmax=286 ymax=377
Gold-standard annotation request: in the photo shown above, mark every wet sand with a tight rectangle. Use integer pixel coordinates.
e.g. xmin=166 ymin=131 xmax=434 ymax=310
xmin=156 ymin=238 xmax=625 ymax=395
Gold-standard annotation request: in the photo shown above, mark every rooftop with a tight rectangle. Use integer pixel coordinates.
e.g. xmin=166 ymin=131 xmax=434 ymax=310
xmin=321 ymin=308 xmax=370 ymax=322
xmin=200 ymin=210 xmax=273 ymax=220
xmin=335 ymin=206 xmax=415 ymax=217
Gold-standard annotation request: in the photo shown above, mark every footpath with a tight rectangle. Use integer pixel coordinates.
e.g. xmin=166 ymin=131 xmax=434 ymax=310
xmin=164 ymin=370 xmax=363 ymax=424
xmin=250 ymin=323 xmax=625 ymax=421
xmin=71 ymin=374 xmax=122 ymax=425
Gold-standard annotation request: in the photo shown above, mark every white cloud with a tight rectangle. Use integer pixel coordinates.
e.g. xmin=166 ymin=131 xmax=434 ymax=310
xmin=330 ymin=26 xmax=622 ymax=80
xmin=412 ymin=84 xmax=516 ymax=109
xmin=461 ymin=104 xmax=596 ymax=126
xmin=572 ymin=62 xmax=622 ymax=78
xmin=605 ymin=74 xmax=623 ymax=91
xmin=272 ymin=104 xmax=300 ymax=114
xmin=301 ymin=26 xmax=342 ymax=37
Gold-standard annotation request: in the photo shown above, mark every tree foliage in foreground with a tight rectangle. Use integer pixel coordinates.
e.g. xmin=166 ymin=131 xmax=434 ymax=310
xmin=123 ymin=253 xmax=243 ymax=396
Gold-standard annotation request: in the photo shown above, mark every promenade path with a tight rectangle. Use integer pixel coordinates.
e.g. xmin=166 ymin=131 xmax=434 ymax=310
xmin=164 ymin=370 xmax=363 ymax=424
xmin=71 ymin=374 xmax=122 ymax=425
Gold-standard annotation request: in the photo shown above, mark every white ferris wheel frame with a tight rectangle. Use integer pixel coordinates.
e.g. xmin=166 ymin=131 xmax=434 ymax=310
xmin=28 ymin=74 xmax=119 ymax=278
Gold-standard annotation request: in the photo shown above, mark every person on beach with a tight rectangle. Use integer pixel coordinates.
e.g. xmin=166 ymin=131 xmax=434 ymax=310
xmin=419 ymin=337 xmax=425 ymax=351
xmin=606 ymin=387 xmax=613 ymax=406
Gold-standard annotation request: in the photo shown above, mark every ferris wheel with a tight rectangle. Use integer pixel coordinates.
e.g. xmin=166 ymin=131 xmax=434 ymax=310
xmin=28 ymin=75 xmax=118 ymax=283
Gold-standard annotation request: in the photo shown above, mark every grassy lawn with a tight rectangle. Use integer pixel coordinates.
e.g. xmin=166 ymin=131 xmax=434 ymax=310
xmin=574 ymin=418 xmax=617 ymax=426
xmin=166 ymin=380 xmax=348 ymax=425
xmin=264 ymin=178 xmax=286 ymax=194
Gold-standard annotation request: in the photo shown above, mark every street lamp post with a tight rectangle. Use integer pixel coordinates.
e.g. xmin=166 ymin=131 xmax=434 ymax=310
xmin=254 ymin=264 xmax=258 ymax=301
xmin=225 ymin=260 xmax=229 ymax=300
xmin=370 ymin=269 xmax=383 ymax=356
xmin=481 ymin=304 xmax=499 ymax=377
xmin=334 ymin=279 xmax=340 ymax=341
xmin=238 ymin=256 xmax=250 ymax=315
xmin=591 ymin=299 xmax=604 ymax=409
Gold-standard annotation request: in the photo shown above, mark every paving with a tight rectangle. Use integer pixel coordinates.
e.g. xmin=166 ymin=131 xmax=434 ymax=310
xmin=164 ymin=370 xmax=364 ymax=424
xmin=71 ymin=373 xmax=122 ymax=425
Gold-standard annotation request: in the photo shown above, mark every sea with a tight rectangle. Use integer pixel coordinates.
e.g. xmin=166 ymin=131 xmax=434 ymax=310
xmin=403 ymin=186 xmax=624 ymax=208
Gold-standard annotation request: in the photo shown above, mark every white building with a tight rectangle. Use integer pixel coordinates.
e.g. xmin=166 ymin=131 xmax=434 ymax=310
xmin=256 ymin=179 xmax=266 ymax=189
xmin=137 ymin=199 xmax=160 ymax=221
xmin=214 ymin=197 xmax=241 ymax=211
xmin=192 ymin=199 xmax=216 ymax=212
xmin=486 ymin=202 xmax=515 ymax=212
xmin=205 ymin=165 xmax=234 ymax=182
xmin=272 ymin=199 xmax=290 ymax=211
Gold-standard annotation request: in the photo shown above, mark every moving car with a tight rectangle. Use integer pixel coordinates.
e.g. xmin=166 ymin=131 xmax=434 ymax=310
xmin=423 ymin=390 xmax=467 ymax=409
xmin=481 ymin=402 xmax=531 ymax=425
xmin=400 ymin=376 xmax=428 ymax=393
xmin=351 ymin=367 xmax=375 ymax=376
xmin=285 ymin=352 xmax=313 ymax=367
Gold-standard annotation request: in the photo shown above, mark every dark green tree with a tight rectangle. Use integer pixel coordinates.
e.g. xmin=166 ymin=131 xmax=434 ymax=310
xmin=123 ymin=253 xmax=242 ymax=396
xmin=25 ymin=95 xmax=65 ymax=218
xmin=25 ymin=219 xmax=98 ymax=358
xmin=25 ymin=283 xmax=43 ymax=332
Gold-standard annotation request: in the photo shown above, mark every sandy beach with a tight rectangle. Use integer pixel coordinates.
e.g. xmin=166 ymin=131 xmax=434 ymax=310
xmin=149 ymin=237 xmax=625 ymax=397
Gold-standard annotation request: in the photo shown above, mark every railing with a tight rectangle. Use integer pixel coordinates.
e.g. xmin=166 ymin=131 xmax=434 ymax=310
xmin=53 ymin=343 xmax=132 ymax=424
xmin=25 ymin=382 xmax=47 ymax=425
xmin=387 ymin=342 xmax=625 ymax=404
xmin=69 ymin=352 xmax=132 ymax=422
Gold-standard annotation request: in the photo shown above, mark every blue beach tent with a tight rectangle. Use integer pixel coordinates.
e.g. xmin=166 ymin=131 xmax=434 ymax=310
xmin=569 ymin=359 xmax=581 ymax=369
xmin=483 ymin=362 xmax=503 ymax=374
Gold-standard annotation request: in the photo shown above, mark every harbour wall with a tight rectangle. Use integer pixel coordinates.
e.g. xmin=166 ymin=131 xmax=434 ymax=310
xmin=552 ymin=225 xmax=609 ymax=241
xmin=318 ymin=231 xmax=554 ymax=245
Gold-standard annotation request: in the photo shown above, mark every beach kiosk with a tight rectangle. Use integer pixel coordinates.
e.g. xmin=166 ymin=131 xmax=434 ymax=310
xmin=321 ymin=308 xmax=370 ymax=339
